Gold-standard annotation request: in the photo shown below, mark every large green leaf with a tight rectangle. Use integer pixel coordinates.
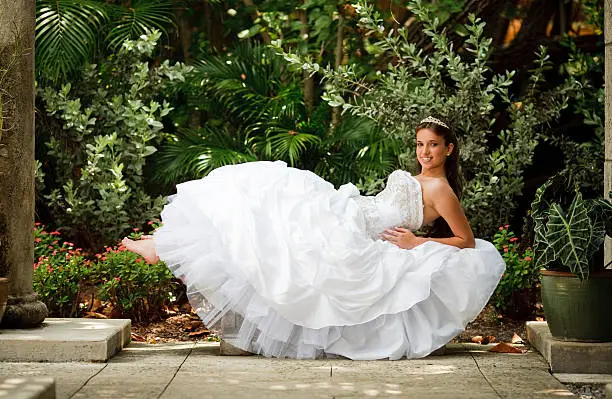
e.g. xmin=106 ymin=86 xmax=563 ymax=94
xmin=36 ymin=0 xmax=108 ymax=81
xmin=545 ymin=192 xmax=591 ymax=279
xmin=106 ymin=0 xmax=175 ymax=50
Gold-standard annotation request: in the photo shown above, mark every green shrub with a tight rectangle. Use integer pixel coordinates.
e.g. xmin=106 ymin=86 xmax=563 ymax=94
xmin=92 ymin=233 xmax=177 ymax=322
xmin=277 ymin=0 xmax=581 ymax=237
xmin=37 ymin=30 xmax=192 ymax=250
xmin=33 ymin=224 xmax=90 ymax=317
xmin=491 ymin=225 xmax=539 ymax=317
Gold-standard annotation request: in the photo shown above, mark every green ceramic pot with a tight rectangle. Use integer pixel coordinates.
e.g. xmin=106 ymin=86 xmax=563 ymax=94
xmin=541 ymin=270 xmax=612 ymax=342
xmin=0 ymin=278 xmax=8 ymax=325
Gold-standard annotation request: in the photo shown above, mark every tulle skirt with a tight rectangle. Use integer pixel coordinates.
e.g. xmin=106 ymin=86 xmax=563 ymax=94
xmin=154 ymin=161 xmax=505 ymax=360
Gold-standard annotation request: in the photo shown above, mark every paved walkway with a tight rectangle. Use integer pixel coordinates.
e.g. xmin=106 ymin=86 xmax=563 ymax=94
xmin=1 ymin=342 xmax=574 ymax=398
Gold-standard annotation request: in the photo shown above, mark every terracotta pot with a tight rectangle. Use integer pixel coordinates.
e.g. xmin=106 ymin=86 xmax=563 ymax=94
xmin=0 ymin=277 xmax=8 ymax=325
xmin=541 ymin=269 xmax=612 ymax=342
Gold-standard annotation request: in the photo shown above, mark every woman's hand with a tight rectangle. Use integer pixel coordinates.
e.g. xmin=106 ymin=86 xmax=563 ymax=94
xmin=380 ymin=227 xmax=425 ymax=249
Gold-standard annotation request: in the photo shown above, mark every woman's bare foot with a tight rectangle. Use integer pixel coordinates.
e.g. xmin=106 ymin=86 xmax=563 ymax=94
xmin=121 ymin=237 xmax=160 ymax=264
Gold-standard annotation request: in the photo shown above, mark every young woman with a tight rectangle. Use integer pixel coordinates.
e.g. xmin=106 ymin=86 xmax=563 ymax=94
xmin=123 ymin=116 xmax=505 ymax=360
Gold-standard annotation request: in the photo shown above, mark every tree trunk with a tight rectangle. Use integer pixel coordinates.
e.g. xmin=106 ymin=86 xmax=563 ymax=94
xmin=490 ymin=0 xmax=558 ymax=73
xmin=330 ymin=12 xmax=344 ymax=129
xmin=0 ymin=0 xmax=48 ymax=327
xmin=299 ymin=7 xmax=314 ymax=115
xmin=604 ymin=0 xmax=611 ymax=266
xmin=242 ymin=0 xmax=271 ymax=45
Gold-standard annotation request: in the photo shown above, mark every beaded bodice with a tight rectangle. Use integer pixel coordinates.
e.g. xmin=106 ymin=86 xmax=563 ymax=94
xmin=341 ymin=170 xmax=424 ymax=240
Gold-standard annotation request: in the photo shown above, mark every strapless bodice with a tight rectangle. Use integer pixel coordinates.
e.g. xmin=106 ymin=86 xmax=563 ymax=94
xmin=340 ymin=170 xmax=423 ymax=240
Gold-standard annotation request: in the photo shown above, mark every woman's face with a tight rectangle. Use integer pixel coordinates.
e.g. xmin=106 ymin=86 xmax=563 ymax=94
xmin=416 ymin=128 xmax=453 ymax=171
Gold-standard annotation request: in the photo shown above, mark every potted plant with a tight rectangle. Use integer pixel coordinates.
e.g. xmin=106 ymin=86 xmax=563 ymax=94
xmin=530 ymin=172 xmax=612 ymax=341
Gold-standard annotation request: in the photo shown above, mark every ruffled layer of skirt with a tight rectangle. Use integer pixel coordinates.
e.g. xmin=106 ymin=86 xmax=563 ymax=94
xmin=154 ymin=161 xmax=505 ymax=360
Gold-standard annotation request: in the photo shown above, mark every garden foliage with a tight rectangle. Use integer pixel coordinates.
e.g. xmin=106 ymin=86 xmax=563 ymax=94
xmin=277 ymin=0 xmax=581 ymax=237
xmin=154 ymin=42 xmax=402 ymax=188
xmin=491 ymin=225 xmax=539 ymax=317
xmin=33 ymin=223 xmax=177 ymax=321
xmin=37 ymin=30 xmax=192 ymax=250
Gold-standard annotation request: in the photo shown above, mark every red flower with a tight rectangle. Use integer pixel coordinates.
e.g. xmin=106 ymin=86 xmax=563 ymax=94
xmin=509 ymin=237 xmax=518 ymax=242
xmin=50 ymin=231 xmax=61 ymax=236
xmin=133 ymin=228 xmax=140 ymax=232
xmin=35 ymin=222 xmax=41 ymax=226
xmin=135 ymin=258 xmax=143 ymax=263
xmin=148 ymin=221 xmax=154 ymax=225
xmin=525 ymin=256 xmax=532 ymax=261
xmin=114 ymin=277 xmax=121 ymax=282
xmin=35 ymin=238 xmax=42 ymax=243
xmin=498 ymin=226 xmax=504 ymax=231
xmin=48 ymin=245 xmax=54 ymax=249
xmin=503 ymin=248 xmax=509 ymax=253
xmin=504 ymin=224 xmax=510 ymax=229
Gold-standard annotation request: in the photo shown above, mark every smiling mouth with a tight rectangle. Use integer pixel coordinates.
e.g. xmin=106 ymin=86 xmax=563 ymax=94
xmin=421 ymin=157 xmax=432 ymax=162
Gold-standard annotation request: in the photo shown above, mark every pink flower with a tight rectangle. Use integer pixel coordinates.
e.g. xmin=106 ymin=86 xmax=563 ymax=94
xmin=114 ymin=277 xmax=121 ymax=282
xmin=133 ymin=228 xmax=140 ymax=232
xmin=509 ymin=237 xmax=518 ymax=242
xmin=53 ymin=240 xmax=59 ymax=245
xmin=35 ymin=238 xmax=42 ymax=243
xmin=48 ymin=245 xmax=54 ymax=249
xmin=525 ymin=256 xmax=532 ymax=261
xmin=503 ymin=248 xmax=509 ymax=253
xmin=135 ymin=258 xmax=143 ymax=263
xmin=499 ymin=226 xmax=504 ymax=231
xmin=504 ymin=224 xmax=510 ymax=229
xmin=50 ymin=231 xmax=61 ymax=236
xmin=35 ymin=222 xmax=41 ymax=226
xmin=101 ymin=256 xmax=107 ymax=261
xmin=52 ymin=250 xmax=57 ymax=256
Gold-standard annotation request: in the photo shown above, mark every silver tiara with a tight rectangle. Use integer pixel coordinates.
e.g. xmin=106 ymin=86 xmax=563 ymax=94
xmin=419 ymin=116 xmax=449 ymax=129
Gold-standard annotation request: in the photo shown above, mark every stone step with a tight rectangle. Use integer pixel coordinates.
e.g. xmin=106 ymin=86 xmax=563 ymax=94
xmin=0 ymin=377 xmax=55 ymax=399
xmin=527 ymin=321 xmax=612 ymax=374
xmin=0 ymin=318 xmax=130 ymax=362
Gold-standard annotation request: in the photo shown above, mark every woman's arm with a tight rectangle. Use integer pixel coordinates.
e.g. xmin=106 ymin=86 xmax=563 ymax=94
xmin=381 ymin=182 xmax=475 ymax=249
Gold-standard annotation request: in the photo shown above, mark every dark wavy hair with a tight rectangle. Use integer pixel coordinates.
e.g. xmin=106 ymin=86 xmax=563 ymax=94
xmin=415 ymin=119 xmax=463 ymax=238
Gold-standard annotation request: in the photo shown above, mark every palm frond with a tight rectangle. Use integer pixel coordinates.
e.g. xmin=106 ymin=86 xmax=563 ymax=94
xmin=259 ymin=128 xmax=321 ymax=166
xmin=192 ymin=42 xmax=302 ymax=126
xmin=36 ymin=0 xmax=108 ymax=81
xmin=153 ymin=127 xmax=256 ymax=186
xmin=106 ymin=0 xmax=175 ymax=50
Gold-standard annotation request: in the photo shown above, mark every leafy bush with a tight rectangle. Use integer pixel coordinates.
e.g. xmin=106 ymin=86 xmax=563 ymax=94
xmin=277 ymin=0 xmax=581 ymax=237
xmin=33 ymin=224 xmax=90 ymax=317
xmin=37 ymin=30 xmax=192 ymax=250
xmin=33 ymin=222 xmax=177 ymax=321
xmin=491 ymin=225 xmax=539 ymax=317
xmin=92 ymin=237 xmax=177 ymax=322
xmin=155 ymin=42 xmax=401 ymax=188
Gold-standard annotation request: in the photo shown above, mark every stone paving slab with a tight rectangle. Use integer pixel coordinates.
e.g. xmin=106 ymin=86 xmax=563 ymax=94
xmin=0 ymin=362 xmax=105 ymax=398
xmin=527 ymin=321 xmax=612 ymax=374
xmin=0 ymin=377 xmax=56 ymax=399
xmin=554 ymin=373 xmax=612 ymax=384
xmin=0 ymin=318 xmax=131 ymax=362
xmin=1 ymin=342 xmax=576 ymax=399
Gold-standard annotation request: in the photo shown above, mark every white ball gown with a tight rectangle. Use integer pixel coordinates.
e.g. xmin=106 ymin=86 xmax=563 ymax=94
xmin=154 ymin=160 xmax=505 ymax=360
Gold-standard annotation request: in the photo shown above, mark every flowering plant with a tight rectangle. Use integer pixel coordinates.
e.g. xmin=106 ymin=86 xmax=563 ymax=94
xmin=92 ymin=228 xmax=176 ymax=322
xmin=491 ymin=225 xmax=539 ymax=317
xmin=33 ymin=224 xmax=90 ymax=317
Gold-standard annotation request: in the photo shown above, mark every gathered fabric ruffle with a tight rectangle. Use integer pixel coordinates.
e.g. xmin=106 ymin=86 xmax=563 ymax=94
xmin=155 ymin=161 xmax=505 ymax=360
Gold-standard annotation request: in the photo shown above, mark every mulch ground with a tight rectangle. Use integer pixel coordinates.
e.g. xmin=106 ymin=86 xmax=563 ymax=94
xmin=130 ymin=304 xmax=535 ymax=346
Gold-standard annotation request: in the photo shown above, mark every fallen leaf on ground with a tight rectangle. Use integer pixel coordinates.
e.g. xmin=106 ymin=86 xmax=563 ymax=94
xmin=489 ymin=342 xmax=525 ymax=354
xmin=471 ymin=335 xmax=483 ymax=344
xmin=511 ymin=332 xmax=524 ymax=344
xmin=84 ymin=311 xmax=108 ymax=319
xmin=131 ymin=332 xmax=146 ymax=342
xmin=481 ymin=335 xmax=495 ymax=345
xmin=188 ymin=329 xmax=210 ymax=338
